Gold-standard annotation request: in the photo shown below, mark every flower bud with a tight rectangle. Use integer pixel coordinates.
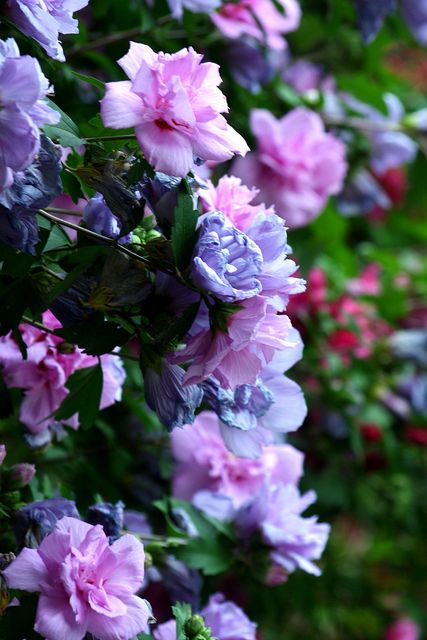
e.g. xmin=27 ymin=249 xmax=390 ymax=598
xmin=9 ymin=463 xmax=36 ymax=488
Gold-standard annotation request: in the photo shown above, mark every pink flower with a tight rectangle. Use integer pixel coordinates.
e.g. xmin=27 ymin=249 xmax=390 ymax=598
xmin=171 ymin=409 xmax=304 ymax=507
xmin=347 ymin=263 xmax=381 ymax=296
xmin=3 ymin=516 xmax=152 ymax=640
xmin=0 ymin=311 xmax=125 ymax=433
xmin=384 ymin=618 xmax=420 ymax=640
xmin=233 ymin=107 xmax=347 ymax=228
xmin=211 ymin=0 xmax=301 ymax=51
xmin=172 ymin=297 xmax=296 ymax=388
xmin=199 ymin=174 xmax=274 ymax=231
xmin=0 ymin=444 xmax=6 ymax=465
xmin=101 ymin=43 xmax=249 ymax=177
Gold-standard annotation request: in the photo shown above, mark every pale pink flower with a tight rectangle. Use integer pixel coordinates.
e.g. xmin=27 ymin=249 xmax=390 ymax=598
xmin=101 ymin=43 xmax=249 ymax=177
xmin=211 ymin=0 xmax=301 ymax=51
xmin=199 ymin=174 xmax=275 ymax=231
xmin=171 ymin=297 xmax=296 ymax=388
xmin=0 ymin=311 xmax=125 ymax=433
xmin=233 ymin=107 xmax=347 ymax=228
xmin=3 ymin=516 xmax=152 ymax=640
xmin=172 ymin=410 xmax=304 ymax=507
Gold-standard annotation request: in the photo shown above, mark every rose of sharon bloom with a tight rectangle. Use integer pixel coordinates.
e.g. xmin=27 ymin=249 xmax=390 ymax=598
xmin=236 ymin=483 xmax=330 ymax=578
xmin=7 ymin=0 xmax=89 ymax=61
xmin=0 ymin=311 xmax=125 ymax=433
xmin=0 ymin=38 xmax=59 ymax=192
xmin=101 ymin=43 xmax=249 ymax=177
xmin=3 ymin=516 xmax=152 ymax=640
xmin=172 ymin=410 xmax=304 ymax=508
xmin=384 ymin=617 xmax=420 ymax=640
xmin=233 ymin=107 xmax=347 ymax=228
xmin=212 ymin=0 xmax=301 ymax=51
xmin=199 ymin=175 xmax=275 ymax=232
xmin=190 ymin=211 xmax=263 ymax=302
xmin=171 ymin=296 xmax=296 ymax=389
xmin=154 ymin=593 xmax=256 ymax=640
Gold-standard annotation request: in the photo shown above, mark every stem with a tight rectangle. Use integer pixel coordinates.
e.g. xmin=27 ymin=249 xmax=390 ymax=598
xmin=85 ymin=134 xmax=136 ymax=143
xmin=67 ymin=17 xmax=171 ymax=58
xmin=38 ymin=209 xmax=150 ymax=266
xmin=21 ymin=316 xmax=56 ymax=334
xmin=323 ymin=114 xmax=407 ymax=134
xmin=45 ymin=207 xmax=84 ymax=217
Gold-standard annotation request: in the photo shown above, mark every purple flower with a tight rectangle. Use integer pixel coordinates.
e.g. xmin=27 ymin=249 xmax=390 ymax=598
xmin=236 ymin=483 xmax=330 ymax=579
xmin=14 ymin=497 xmax=80 ymax=547
xmin=191 ymin=212 xmax=263 ymax=302
xmin=7 ymin=0 xmax=89 ymax=62
xmin=144 ymin=361 xmax=203 ymax=431
xmin=172 ymin=409 xmax=305 ymax=508
xmin=344 ymin=94 xmax=417 ymax=175
xmin=402 ymin=0 xmax=427 ymax=45
xmin=9 ymin=463 xmax=36 ymax=488
xmin=201 ymin=593 xmax=257 ymax=640
xmin=154 ymin=593 xmax=256 ymax=640
xmin=3 ymin=517 xmax=152 ymax=640
xmin=283 ymin=59 xmax=335 ymax=94
xmin=86 ymin=501 xmax=125 ymax=539
xmin=0 ymin=39 xmax=59 ymax=193
xmin=245 ymin=212 xmax=305 ymax=310
xmin=0 ymin=444 xmax=6 ymax=465
xmin=83 ymin=192 xmax=132 ymax=243
xmin=0 ymin=135 xmax=62 ymax=252
xmin=226 ymin=41 xmax=275 ymax=93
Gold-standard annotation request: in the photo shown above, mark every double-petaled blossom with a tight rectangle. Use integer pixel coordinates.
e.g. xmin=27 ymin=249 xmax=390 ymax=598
xmin=0 ymin=311 xmax=125 ymax=434
xmin=233 ymin=107 xmax=347 ymax=228
xmin=7 ymin=0 xmax=89 ymax=61
xmin=101 ymin=43 xmax=249 ymax=177
xmin=235 ymin=483 xmax=330 ymax=579
xmin=154 ymin=593 xmax=256 ymax=640
xmin=144 ymin=361 xmax=203 ymax=431
xmin=172 ymin=410 xmax=304 ymax=509
xmin=199 ymin=175 xmax=275 ymax=232
xmin=3 ymin=517 xmax=152 ymax=640
xmin=0 ymin=38 xmax=59 ymax=193
xmin=211 ymin=0 xmax=301 ymax=51
xmin=171 ymin=296 xmax=296 ymax=389
xmin=190 ymin=212 xmax=263 ymax=302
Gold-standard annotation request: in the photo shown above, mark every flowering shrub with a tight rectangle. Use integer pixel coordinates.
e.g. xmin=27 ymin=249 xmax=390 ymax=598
xmin=0 ymin=1 xmax=426 ymax=639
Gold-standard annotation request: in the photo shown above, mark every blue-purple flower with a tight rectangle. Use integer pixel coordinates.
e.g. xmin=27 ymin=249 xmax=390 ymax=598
xmin=402 ymin=0 xmax=427 ymax=45
xmin=86 ymin=501 xmax=125 ymax=539
xmin=167 ymin=0 xmax=221 ymax=20
xmin=0 ymin=38 xmax=59 ymax=193
xmin=190 ymin=212 xmax=263 ymax=302
xmin=7 ymin=0 xmax=89 ymax=61
xmin=144 ymin=361 xmax=203 ymax=431
xmin=83 ymin=192 xmax=132 ymax=243
xmin=14 ymin=497 xmax=80 ymax=547
xmin=235 ymin=483 xmax=330 ymax=578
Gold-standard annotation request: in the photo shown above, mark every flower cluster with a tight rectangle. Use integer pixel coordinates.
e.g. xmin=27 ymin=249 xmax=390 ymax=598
xmin=0 ymin=311 xmax=125 ymax=436
xmin=171 ymin=411 xmax=329 ymax=581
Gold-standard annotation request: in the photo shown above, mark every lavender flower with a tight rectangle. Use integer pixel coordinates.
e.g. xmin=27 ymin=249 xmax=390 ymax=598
xmin=402 ymin=0 xmax=427 ymax=45
xmin=236 ymin=483 xmax=330 ymax=578
xmin=83 ymin=192 xmax=132 ymax=243
xmin=191 ymin=212 xmax=263 ymax=302
xmin=86 ymin=501 xmax=125 ymax=539
xmin=201 ymin=593 xmax=257 ymax=640
xmin=144 ymin=361 xmax=203 ymax=431
xmin=0 ymin=38 xmax=59 ymax=193
xmin=167 ymin=0 xmax=221 ymax=20
xmin=0 ymin=135 xmax=62 ymax=252
xmin=7 ymin=0 xmax=89 ymax=62
xmin=14 ymin=497 xmax=80 ymax=547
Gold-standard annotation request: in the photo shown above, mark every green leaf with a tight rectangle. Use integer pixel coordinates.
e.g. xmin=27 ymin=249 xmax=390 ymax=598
xmin=171 ymin=189 xmax=198 ymax=271
xmin=176 ymin=535 xmax=234 ymax=575
xmin=71 ymin=70 xmax=105 ymax=91
xmin=43 ymin=99 xmax=86 ymax=149
xmin=55 ymin=364 xmax=103 ymax=428
xmin=55 ymin=314 xmax=132 ymax=355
